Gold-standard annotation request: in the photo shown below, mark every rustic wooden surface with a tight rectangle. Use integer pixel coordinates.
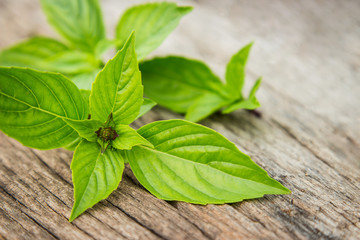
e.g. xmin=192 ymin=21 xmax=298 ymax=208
xmin=0 ymin=0 xmax=359 ymax=239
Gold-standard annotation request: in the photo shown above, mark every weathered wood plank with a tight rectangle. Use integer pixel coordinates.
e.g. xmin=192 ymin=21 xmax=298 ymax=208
xmin=0 ymin=0 xmax=359 ymax=239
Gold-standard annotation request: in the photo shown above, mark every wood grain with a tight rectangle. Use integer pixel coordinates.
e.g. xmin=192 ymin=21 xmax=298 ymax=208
xmin=0 ymin=0 xmax=359 ymax=239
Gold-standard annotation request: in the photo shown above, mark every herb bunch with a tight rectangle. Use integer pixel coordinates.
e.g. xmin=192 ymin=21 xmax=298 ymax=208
xmin=0 ymin=33 xmax=290 ymax=221
xmin=0 ymin=0 xmax=290 ymax=221
xmin=0 ymin=0 xmax=261 ymax=122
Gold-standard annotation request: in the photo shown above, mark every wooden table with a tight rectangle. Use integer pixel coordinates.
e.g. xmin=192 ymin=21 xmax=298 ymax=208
xmin=0 ymin=0 xmax=359 ymax=239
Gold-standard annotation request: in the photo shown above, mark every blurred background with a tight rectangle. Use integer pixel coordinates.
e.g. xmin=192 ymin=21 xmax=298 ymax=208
xmin=0 ymin=0 xmax=358 ymax=138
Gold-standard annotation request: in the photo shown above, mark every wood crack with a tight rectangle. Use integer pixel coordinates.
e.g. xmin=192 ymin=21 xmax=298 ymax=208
xmin=43 ymin=202 xmax=97 ymax=240
xmin=0 ymin=208 xmax=28 ymax=232
xmin=274 ymin=206 xmax=338 ymax=240
xmin=0 ymin=185 xmax=29 ymax=210
xmin=29 ymin=149 xmax=72 ymax=186
xmin=106 ymin=201 xmax=166 ymax=240
xmin=38 ymin=183 xmax=70 ymax=208
xmin=85 ymin=204 xmax=129 ymax=239
xmin=22 ymin=211 xmax=59 ymax=239
xmin=271 ymin=119 xmax=355 ymax=184
xmin=58 ymin=155 xmax=71 ymax=168
xmin=164 ymin=204 xmax=215 ymax=240
xmin=328 ymin=202 xmax=360 ymax=228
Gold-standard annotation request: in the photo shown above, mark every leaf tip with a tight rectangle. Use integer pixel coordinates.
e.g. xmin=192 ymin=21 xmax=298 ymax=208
xmin=275 ymin=181 xmax=292 ymax=195
xmin=118 ymin=31 xmax=136 ymax=54
xmin=180 ymin=5 xmax=194 ymax=14
xmin=256 ymin=76 xmax=262 ymax=84
xmin=128 ymin=30 xmax=135 ymax=41
xmin=69 ymin=209 xmax=79 ymax=222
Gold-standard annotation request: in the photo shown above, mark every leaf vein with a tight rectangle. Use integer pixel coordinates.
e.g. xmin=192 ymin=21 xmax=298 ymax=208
xmin=30 ymin=73 xmax=68 ymax=118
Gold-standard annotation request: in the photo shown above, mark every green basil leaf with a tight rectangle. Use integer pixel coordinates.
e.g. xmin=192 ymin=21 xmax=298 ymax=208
xmin=248 ymin=77 xmax=262 ymax=100
xmin=136 ymin=98 xmax=157 ymax=119
xmin=70 ymin=140 xmax=124 ymax=221
xmin=0 ymin=67 xmax=87 ymax=149
xmin=116 ymin=3 xmax=192 ymax=60
xmin=64 ymin=119 xmax=102 ymax=142
xmin=71 ymin=69 xmax=101 ymax=90
xmin=44 ymin=51 xmax=101 ymax=75
xmin=225 ymin=43 xmax=253 ymax=99
xmin=0 ymin=37 xmax=69 ymax=70
xmin=127 ymin=120 xmax=290 ymax=204
xmin=185 ymin=93 xmax=231 ymax=122
xmin=40 ymin=0 xmax=105 ymax=52
xmin=0 ymin=37 xmax=101 ymax=75
xmin=222 ymin=99 xmax=260 ymax=113
xmin=112 ymin=125 xmax=153 ymax=150
xmin=140 ymin=56 xmax=228 ymax=114
xmin=222 ymin=78 xmax=262 ymax=114
xmin=90 ymin=33 xmax=142 ymax=125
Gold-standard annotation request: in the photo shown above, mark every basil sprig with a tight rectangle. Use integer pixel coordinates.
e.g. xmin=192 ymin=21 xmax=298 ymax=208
xmin=0 ymin=33 xmax=290 ymax=222
xmin=141 ymin=43 xmax=262 ymax=122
